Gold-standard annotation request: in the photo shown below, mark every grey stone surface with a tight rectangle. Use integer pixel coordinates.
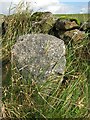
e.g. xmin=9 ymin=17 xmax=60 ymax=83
xmin=12 ymin=34 xmax=66 ymax=81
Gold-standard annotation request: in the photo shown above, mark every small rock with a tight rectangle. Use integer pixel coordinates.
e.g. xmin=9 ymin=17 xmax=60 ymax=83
xmin=59 ymin=29 xmax=86 ymax=44
xmin=54 ymin=18 xmax=79 ymax=31
xmin=31 ymin=12 xmax=55 ymax=33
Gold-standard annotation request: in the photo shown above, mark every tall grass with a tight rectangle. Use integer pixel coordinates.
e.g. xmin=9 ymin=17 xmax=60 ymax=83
xmin=1 ymin=1 xmax=90 ymax=119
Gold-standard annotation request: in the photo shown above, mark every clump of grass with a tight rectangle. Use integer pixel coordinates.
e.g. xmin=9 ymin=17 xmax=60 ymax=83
xmin=2 ymin=1 xmax=33 ymax=62
xmin=1 ymin=1 xmax=90 ymax=119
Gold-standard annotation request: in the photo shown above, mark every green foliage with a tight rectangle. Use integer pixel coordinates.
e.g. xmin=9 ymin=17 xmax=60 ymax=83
xmin=3 ymin=11 xmax=32 ymax=42
xmin=1 ymin=4 xmax=32 ymax=64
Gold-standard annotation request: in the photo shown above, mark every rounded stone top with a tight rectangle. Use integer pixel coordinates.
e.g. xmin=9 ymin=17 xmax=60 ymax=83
xmin=12 ymin=34 xmax=66 ymax=81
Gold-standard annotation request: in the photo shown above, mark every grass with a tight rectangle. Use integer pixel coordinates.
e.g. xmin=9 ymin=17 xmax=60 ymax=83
xmin=2 ymin=37 xmax=89 ymax=119
xmin=1 ymin=1 xmax=90 ymax=119
xmin=0 ymin=14 xmax=4 ymax=35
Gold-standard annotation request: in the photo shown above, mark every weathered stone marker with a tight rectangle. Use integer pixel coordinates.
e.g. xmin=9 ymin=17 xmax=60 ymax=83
xmin=12 ymin=34 xmax=66 ymax=82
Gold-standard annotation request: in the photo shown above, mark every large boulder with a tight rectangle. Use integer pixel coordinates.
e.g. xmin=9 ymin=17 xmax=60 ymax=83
xmin=31 ymin=12 xmax=55 ymax=33
xmin=12 ymin=34 xmax=66 ymax=82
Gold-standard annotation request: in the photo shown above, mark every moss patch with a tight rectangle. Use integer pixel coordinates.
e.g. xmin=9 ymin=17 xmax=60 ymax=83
xmin=59 ymin=16 xmax=81 ymax=26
